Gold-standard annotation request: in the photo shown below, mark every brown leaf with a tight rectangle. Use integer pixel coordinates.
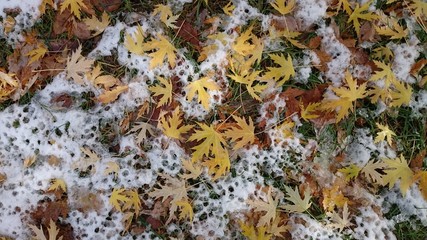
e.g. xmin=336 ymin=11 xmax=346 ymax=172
xmin=175 ymin=19 xmax=202 ymax=52
xmin=30 ymin=199 xmax=70 ymax=226
xmin=308 ymin=36 xmax=322 ymax=49
xmin=271 ymin=16 xmax=300 ymax=32
xmin=71 ymin=187 xmax=104 ymax=213
xmin=410 ymin=59 xmax=427 ymax=76
xmin=91 ymin=0 xmax=122 ymax=12
xmin=53 ymin=10 xmax=73 ymax=36
xmin=72 ymin=20 xmax=92 ymax=39
xmin=360 ymin=21 xmax=376 ymax=42
xmin=410 ymin=149 xmax=426 ymax=171
xmin=50 ymin=93 xmax=74 ymax=110
xmin=312 ymin=49 xmax=331 ymax=72
xmin=0 ymin=172 xmax=6 ymax=185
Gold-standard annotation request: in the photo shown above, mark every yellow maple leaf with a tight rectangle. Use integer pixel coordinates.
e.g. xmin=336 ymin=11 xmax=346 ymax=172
xmin=48 ymin=178 xmax=67 ymax=192
xmin=338 ymin=164 xmax=361 ymax=182
xmin=66 ymin=45 xmax=95 ymax=84
xmin=188 ymin=123 xmax=227 ymax=162
xmin=60 ymin=0 xmax=86 ymax=20
xmin=223 ymin=1 xmax=235 ymax=15
xmin=122 ymin=189 xmax=141 ymax=215
xmin=375 ymin=17 xmax=408 ymax=39
xmin=83 ymin=12 xmax=110 ymax=37
xmin=368 ymin=85 xmax=391 ymax=104
xmin=98 ymin=85 xmax=128 ymax=104
xmin=374 ymin=123 xmax=396 ymax=146
xmin=223 ymin=115 xmax=255 ymax=150
xmin=382 ymin=155 xmax=415 ymax=196
xmin=336 ymin=0 xmax=353 ymax=15
xmin=270 ymin=0 xmax=295 ymax=15
xmin=148 ymin=76 xmax=172 ymax=107
xmin=152 ymin=4 xmax=179 ymax=28
xmin=261 ymin=53 xmax=295 ymax=86
xmin=280 ymin=186 xmax=311 ymax=213
xmin=202 ymin=151 xmax=230 ymax=179
xmin=372 ymin=46 xmax=394 ymax=62
xmin=277 ymin=120 xmax=295 ymax=139
xmin=176 ymin=200 xmax=194 ymax=221
xmin=370 ymin=60 xmax=396 ymax=88
xmin=110 ymin=188 xmax=131 ymax=212
xmin=159 ymin=107 xmax=193 ymax=140
xmin=239 ymin=221 xmax=272 ymax=240
xmin=124 ymin=25 xmax=145 ymax=55
xmin=390 ymin=79 xmax=412 ymax=107
xmin=228 ymin=65 xmax=266 ymax=101
xmin=300 ymin=102 xmax=321 ymax=121
xmin=143 ymin=34 xmax=177 ymax=69
xmin=247 ymin=187 xmax=278 ymax=227
xmin=185 ymin=76 xmax=219 ymax=110
xmin=29 ymin=219 xmax=63 ymax=240
xmin=26 ymin=44 xmax=47 ymax=65
xmin=232 ymin=26 xmax=255 ymax=56
xmin=409 ymin=0 xmax=427 ymax=19
xmin=348 ymin=0 xmax=378 ymax=38
xmin=322 ymin=71 xmax=367 ymax=122
xmin=279 ymin=30 xmax=306 ymax=49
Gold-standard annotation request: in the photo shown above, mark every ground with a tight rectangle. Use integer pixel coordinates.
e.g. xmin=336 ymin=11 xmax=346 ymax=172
xmin=0 ymin=0 xmax=427 ymax=239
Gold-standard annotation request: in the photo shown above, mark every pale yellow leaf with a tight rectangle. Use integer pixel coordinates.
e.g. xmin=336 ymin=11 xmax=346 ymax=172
xmin=66 ymin=45 xmax=95 ymax=84
xmin=280 ymin=186 xmax=311 ymax=213
xmin=24 ymin=155 xmax=37 ymax=168
xmin=390 ymin=80 xmax=412 ymax=107
xmin=326 ymin=202 xmax=353 ymax=232
xmin=83 ymin=12 xmax=110 ymax=37
xmin=180 ymin=159 xmax=203 ymax=179
xmin=98 ymin=85 xmax=129 ymax=104
xmin=361 ymin=160 xmax=387 ymax=184
xmin=382 ymin=155 xmax=415 ymax=196
xmin=48 ymin=178 xmax=67 ymax=192
xmin=374 ymin=123 xmax=396 ymax=146
xmin=152 ymin=4 xmax=179 ymax=28
xmin=124 ymin=25 xmax=145 ymax=55
xmin=104 ymin=161 xmax=120 ymax=178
